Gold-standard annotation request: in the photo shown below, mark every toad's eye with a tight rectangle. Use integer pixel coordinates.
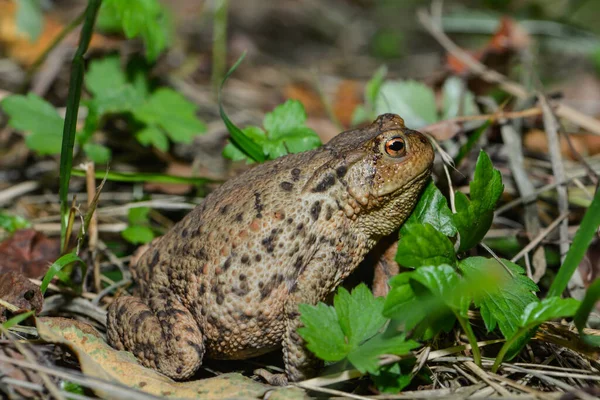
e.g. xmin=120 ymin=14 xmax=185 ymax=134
xmin=384 ymin=137 xmax=406 ymax=158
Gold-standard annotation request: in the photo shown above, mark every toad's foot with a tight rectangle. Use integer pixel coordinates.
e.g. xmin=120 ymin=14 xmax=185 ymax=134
xmin=254 ymin=369 xmax=289 ymax=386
xmin=107 ymin=294 xmax=205 ymax=379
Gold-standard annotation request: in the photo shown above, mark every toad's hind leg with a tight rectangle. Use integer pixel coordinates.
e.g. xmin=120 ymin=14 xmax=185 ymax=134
xmin=107 ymin=294 xmax=204 ymax=379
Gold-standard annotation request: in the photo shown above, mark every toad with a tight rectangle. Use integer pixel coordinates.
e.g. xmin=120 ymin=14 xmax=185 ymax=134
xmin=107 ymin=114 xmax=434 ymax=383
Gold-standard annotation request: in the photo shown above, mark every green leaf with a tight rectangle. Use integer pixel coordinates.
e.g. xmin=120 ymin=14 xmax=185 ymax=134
xmin=396 ymin=223 xmax=456 ymax=268
xmin=347 ymin=332 xmax=419 ymax=374
xmin=100 ymin=0 xmax=171 ymax=61
xmin=459 ymin=257 xmax=538 ymax=340
xmin=122 ymin=225 xmax=155 ymax=245
xmin=298 ymin=303 xmax=349 ymax=362
xmin=404 ymin=181 xmax=456 ymax=236
xmin=0 ymin=211 xmax=31 ymax=233
xmin=574 ymin=279 xmax=600 ymax=347
xmin=127 ymin=207 xmax=150 ymax=225
xmin=549 ymin=187 xmax=600 ymax=297
xmin=375 ymin=80 xmax=437 ymax=128
xmin=1 ymin=93 xmax=64 ymax=155
xmin=16 ymin=0 xmax=43 ymax=41
xmin=334 ymin=284 xmax=387 ymax=348
xmin=441 ymin=77 xmax=478 ymax=120
xmin=520 ymin=297 xmax=580 ymax=328
xmin=83 ymin=143 xmax=111 ymax=164
xmin=453 ymin=151 xmax=504 ymax=252
xmin=371 ymin=362 xmax=413 ymax=393
xmin=263 ymin=100 xmax=307 ymax=137
xmin=2 ymin=311 xmax=35 ymax=330
xmin=41 ymin=253 xmax=84 ymax=294
xmin=136 ymin=126 xmax=169 ymax=152
xmin=299 ymin=284 xmax=392 ymax=366
xmin=134 ymin=88 xmax=206 ymax=144
xmin=262 ymin=127 xmax=321 ymax=159
xmin=86 ymin=56 xmax=127 ymax=98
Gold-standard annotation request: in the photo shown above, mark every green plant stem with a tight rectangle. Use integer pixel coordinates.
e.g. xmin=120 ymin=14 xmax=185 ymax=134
xmin=211 ymin=0 xmax=229 ymax=96
xmin=548 ymin=186 xmax=600 ymax=297
xmin=59 ymin=0 xmax=102 ymax=252
xmin=492 ymin=327 xmax=529 ymax=373
xmin=456 ymin=314 xmax=481 ymax=367
xmin=27 ymin=9 xmax=87 ymax=79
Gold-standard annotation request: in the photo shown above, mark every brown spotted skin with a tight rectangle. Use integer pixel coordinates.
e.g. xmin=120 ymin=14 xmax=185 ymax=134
xmin=107 ymin=114 xmax=435 ymax=381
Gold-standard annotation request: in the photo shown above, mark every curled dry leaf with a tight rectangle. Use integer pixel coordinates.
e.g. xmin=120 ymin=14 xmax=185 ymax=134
xmin=0 ymin=229 xmax=60 ymax=278
xmin=35 ymin=317 xmax=306 ymax=399
xmin=0 ymin=271 xmax=43 ymax=322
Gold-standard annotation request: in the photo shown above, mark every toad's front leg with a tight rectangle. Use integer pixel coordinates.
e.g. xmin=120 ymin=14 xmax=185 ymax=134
xmin=107 ymin=293 xmax=205 ymax=379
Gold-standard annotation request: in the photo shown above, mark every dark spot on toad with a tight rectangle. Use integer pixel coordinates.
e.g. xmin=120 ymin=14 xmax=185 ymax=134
xmin=325 ymin=205 xmax=333 ymax=220
xmin=181 ymin=227 xmax=189 ymax=238
xmin=241 ymin=254 xmax=250 ymax=264
xmin=260 ymin=273 xmax=285 ymax=300
xmin=255 ymin=254 xmax=262 ymax=262
xmin=239 ymin=274 xmax=246 ymax=281
xmin=310 ymin=201 xmax=322 ymax=221
xmin=313 ymin=173 xmax=336 ymax=192
xmin=254 ymin=192 xmax=263 ymax=218
xmin=308 ymin=234 xmax=317 ymax=245
xmin=280 ymin=181 xmax=293 ymax=191
xmin=223 ymin=257 xmax=232 ymax=271
xmin=336 ymin=165 xmax=348 ymax=178
xmin=296 ymin=223 xmax=304 ymax=231
xmin=287 ymin=217 xmax=293 ymax=224
xmin=291 ymin=168 xmax=301 ymax=181
xmin=219 ymin=204 xmax=229 ymax=214
xmin=235 ymin=212 xmax=243 ymax=222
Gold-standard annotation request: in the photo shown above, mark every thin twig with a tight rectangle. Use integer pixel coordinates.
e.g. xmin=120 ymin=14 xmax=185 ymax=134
xmin=511 ymin=213 xmax=570 ymax=263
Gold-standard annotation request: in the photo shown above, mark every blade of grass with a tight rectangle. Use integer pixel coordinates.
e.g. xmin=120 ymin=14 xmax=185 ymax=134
xmin=59 ymin=0 xmax=102 ymax=252
xmin=548 ymin=187 xmax=600 ymax=298
xmin=218 ymin=51 xmax=265 ymax=163
xmin=574 ymin=278 xmax=600 ymax=347
xmin=71 ymin=169 xmax=217 ymax=184
xmin=41 ymin=252 xmax=84 ymax=295
xmin=2 ymin=311 xmax=35 ymax=330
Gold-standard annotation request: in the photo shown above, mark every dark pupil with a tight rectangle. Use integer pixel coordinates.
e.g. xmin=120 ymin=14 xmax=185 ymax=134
xmin=388 ymin=140 xmax=404 ymax=151
xmin=24 ymin=290 xmax=35 ymax=300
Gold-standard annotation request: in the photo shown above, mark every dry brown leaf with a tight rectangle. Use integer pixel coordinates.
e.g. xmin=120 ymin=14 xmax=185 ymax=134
xmin=36 ymin=317 xmax=306 ymax=399
xmin=523 ymin=128 xmax=600 ymax=160
xmin=0 ymin=229 xmax=60 ymax=278
xmin=0 ymin=0 xmax=115 ymax=67
xmin=332 ymin=80 xmax=361 ymax=128
xmin=283 ymin=83 xmax=325 ymax=117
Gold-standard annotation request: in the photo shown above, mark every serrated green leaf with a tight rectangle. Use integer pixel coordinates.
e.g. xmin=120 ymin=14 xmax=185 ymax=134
xmin=86 ymin=56 xmax=127 ymax=98
xmin=101 ymin=0 xmax=170 ymax=61
xmin=404 ymin=181 xmax=456 ymax=236
xmin=127 ymin=207 xmax=150 ymax=225
xmin=453 ymin=151 xmax=504 ymax=252
xmin=298 ymin=303 xmax=349 ymax=362
xmin=396 ymin=223 xmax=456 ymax=268
xmin=16 ymin=0 xmax=43 ymax=42
xmin=0 ymin=212 xmax=31 ymax=234
xmin=441 ymin=76 xmax=478 ymax=120
xmin=83 ymin=143 xmax=111 ymax=164
xmin=262 ymin=127 xmax=321 ymax=159
xmin=348 ymin=332 xmax=419 ymax=374
xmin=122 ymin=225 xmax=155 ymax=244
xmin=1 ymin=93 xmax=64 ymax=155
xmin=133 ymin=88 xmax=206 ymax=143
xmin=264 ymin=100 xmax=307 ymax=137
xmin=459 ymin=257 xmax=538 ymax=339
xmin=375 ymin=80 xmax=437 ymax=128
xmin=136 ymin=126 xmax=169 ymax=152
xmin=334 ymin=284 xmax=387 ymax=348
xmin=520 ymin=297 xmax=580 ymax=328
